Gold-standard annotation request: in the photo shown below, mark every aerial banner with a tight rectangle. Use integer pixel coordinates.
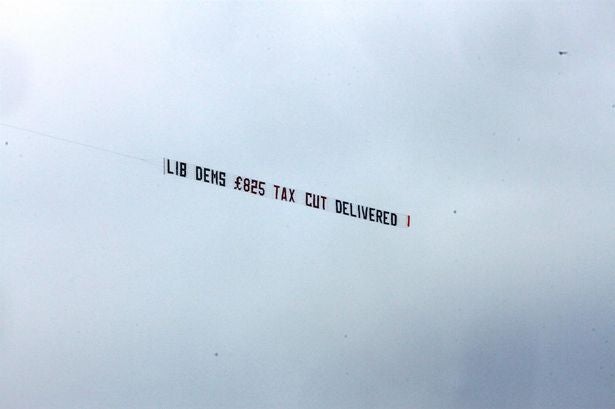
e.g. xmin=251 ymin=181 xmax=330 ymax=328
xmin=163 ymin=158 xmax=411 ymax=229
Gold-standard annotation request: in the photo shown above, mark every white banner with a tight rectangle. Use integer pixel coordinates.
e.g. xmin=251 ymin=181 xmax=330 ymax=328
xmin=163 ymin=158 xmax=411 ymax=229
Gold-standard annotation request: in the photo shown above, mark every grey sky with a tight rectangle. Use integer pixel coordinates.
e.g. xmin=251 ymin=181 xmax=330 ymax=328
xmin=1 ymin=1 xmax=614 ymax=408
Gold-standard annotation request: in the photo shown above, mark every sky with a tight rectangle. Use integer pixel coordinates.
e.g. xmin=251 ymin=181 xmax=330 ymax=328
xmin=1 ymin=1 xmax=614 ymax=408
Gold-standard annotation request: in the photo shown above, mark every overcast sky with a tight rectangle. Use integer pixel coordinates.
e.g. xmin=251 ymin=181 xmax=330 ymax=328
xmin=1 ymin=1 xmax=614 ymax=408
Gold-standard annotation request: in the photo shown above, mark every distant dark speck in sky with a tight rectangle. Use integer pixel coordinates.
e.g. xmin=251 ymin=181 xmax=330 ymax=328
xmin=453 ymin=210 xmax=457 ymax=214
xmin=4 ymin=141 xmax=7 ymax=145
xmin=558 ymin=50 xmax=568 ymax=55
xmin=214 ymin=352 xmax=218 ymax=357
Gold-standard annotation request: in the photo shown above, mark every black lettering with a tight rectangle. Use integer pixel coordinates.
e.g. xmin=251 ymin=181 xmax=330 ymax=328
xmin=336 ymin=200 xmax=343 ymax=214
xmin=306 ymin=193 xmax=326 ymax=210
xmin=376 ymin=209 xmax=383 ymax=223
xmin=195 ymin=165 xmax=203 ymax=181
xmin=306 ymin=192 xmax=313 ymax=207
xmin=382 ymin=211 xmax=389 ymax=225
xmin=369 ymin=207 xmax=375 ymax=221
xmin=391 ymin=213 xmax=398 ymax=226
xmin=219 ymin=172 xmax=226 ymax=187
xmin=349 ymin=202 xmax=357 ymax=217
